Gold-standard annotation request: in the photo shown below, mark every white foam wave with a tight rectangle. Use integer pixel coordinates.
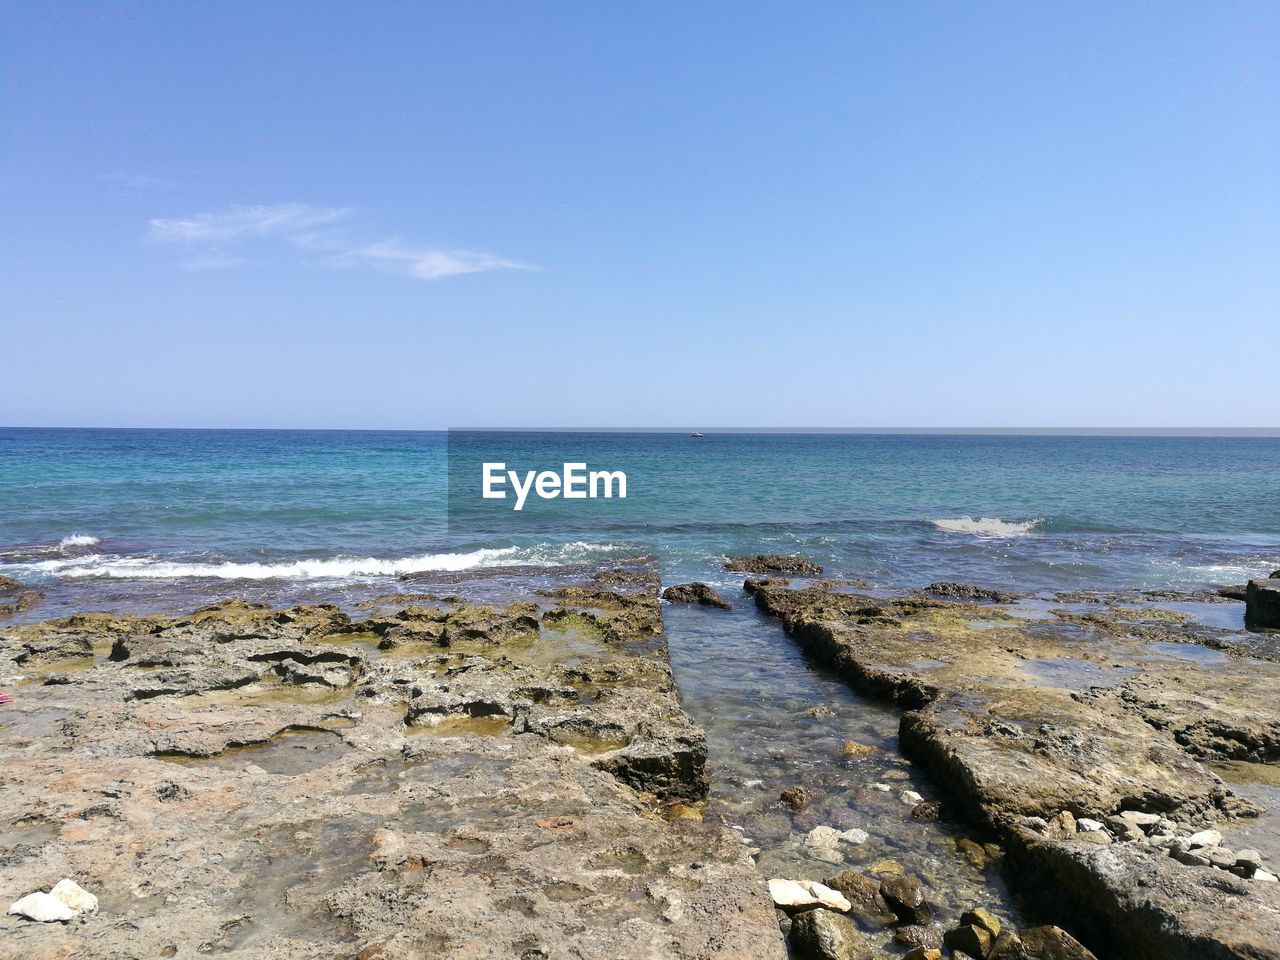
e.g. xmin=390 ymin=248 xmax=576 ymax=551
xmin=16 ymin=540 xmax=629 ymax=581
xmin=929 ymin=517 xmax=1042 ymax=537
xmin=58 ymin=534 xmax=101 ymax=549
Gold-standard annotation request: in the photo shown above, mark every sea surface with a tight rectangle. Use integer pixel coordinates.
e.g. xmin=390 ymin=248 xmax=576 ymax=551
xmin=2 ymin=429 xmax=1278 ymax=616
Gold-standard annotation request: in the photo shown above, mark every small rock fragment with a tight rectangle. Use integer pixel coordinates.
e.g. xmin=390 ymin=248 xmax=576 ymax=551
xmin=781 ymin=785 xmax=811 ymax=810
xmin=8 ymin=891 xmax=76 ymax=923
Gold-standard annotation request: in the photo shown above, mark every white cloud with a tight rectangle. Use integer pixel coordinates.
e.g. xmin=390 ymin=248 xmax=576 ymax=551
xmin=148 ymin=203 xmax=350 ymax=244
xmin=146 ymin=204 xmax=529 ymax=282
xmin=355 ymin=241 xmax=532 ymax=280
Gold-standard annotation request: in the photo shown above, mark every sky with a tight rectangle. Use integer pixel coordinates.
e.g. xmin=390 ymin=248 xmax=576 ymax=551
xmin=2 ymin=2 xmax=1277 ymax=429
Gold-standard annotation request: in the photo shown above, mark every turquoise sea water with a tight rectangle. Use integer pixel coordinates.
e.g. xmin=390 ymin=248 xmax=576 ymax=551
xmin=1 ymin=428 xmax=1278 ymax=616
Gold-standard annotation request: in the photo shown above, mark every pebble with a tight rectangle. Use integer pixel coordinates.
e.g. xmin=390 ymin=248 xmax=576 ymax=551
xmin=900 ymin=790 xmax=925 ymax=805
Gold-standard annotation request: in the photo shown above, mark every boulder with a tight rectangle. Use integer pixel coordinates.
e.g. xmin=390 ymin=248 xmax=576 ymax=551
xmin=789 ymin=908 xmax=871 ymax=960
xmin=7 ymin=892 xmax=76 ymax=923
xmin=945 ymin=923 xmax=995 ymax=958
xmin=1245 ymin=579 xmax=1280 ymax=630
xmin=1018 ymin=925 xmax=1099 ymax=959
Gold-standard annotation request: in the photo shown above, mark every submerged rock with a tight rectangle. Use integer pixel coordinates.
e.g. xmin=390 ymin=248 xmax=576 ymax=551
xmin=879 ymin=874 xmax=933 ymax=925
xmin=788 ymin=907 xmax=870 ymax=960
xmin=823 ymin=870 xmax=897 ymax=928
xmin=661 ymin=582 xmax=732 ymax=610
xmin=922 ymin=582 xmax=1019 ymax=603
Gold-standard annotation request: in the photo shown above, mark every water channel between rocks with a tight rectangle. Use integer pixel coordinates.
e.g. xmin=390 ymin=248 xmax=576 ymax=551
xmin=661 ymin=599 xmax=1035 ymax=949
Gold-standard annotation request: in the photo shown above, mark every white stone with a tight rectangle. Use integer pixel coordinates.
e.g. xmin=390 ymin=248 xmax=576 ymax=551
xmin=1187 ymin=829 xmax=1222 ymax=849
xmin=838 ymin=828 xmax=869 ymax=845
xmin=1255 ymin=869 xmax=1279 ymax=883
xmin=8 ymin=892 xmax=76 ymax=923
xmin=767 ymin=878 xmax=852 ymax=911
xmin=1119 ymin=811 xmax=1162 ymax=827
xmin=768 ymin=878 xmax=813 ymax=907
xmin=50 ymin=879 xmax=97 ymax=914
xmin=868 ymin=783 xmax=892 ymax=793
xmin=900 ymin=790 xmax=924 ymax=805
xmin=1077 ymin=818 xmax=1105 ymax=833
xmin=801 ymin=880 xmax=852 ymax=911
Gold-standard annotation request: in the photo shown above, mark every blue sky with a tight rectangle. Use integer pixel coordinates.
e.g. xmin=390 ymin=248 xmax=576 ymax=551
xmin=2 ymin=2 xmax=1277 ymax=428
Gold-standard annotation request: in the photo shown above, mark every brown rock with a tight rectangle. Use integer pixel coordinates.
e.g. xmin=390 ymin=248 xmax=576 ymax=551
xmin=661 ymin=582 xmax=732 ymax=610
xmin=879 ymin=874 xmax=933 ymax=925
xmin=823 ymin=870 xmax=897 ymax=929
xmin=945 ymin=923 xmax=995 ymax=959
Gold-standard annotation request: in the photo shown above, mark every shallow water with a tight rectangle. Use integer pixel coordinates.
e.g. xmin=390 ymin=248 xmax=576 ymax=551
xmin=662 ymin=600 xmax=1034 ymax=939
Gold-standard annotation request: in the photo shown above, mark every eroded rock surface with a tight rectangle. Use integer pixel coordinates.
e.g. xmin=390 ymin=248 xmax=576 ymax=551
xmin=751 ymin=581 xmax=1280 ymax=960
xmin=0 ymin=562 xmax=782 ymax=959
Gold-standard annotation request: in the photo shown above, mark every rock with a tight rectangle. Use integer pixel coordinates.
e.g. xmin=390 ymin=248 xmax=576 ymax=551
xmin=879 ymin=874 xmax=932 ymax=925
xmin=1018 ymin=925 xmax=1099 ymax=958
xmin=725 ymin=554 xmax=823 ymax=576
xmin=768 ymin=878 xmax=852 ymax=912
xmin=961 ymin=908 xmax=1002 ymax=938
xmin=1075 ymin=818 xmax=1104 ymax=833
xmin=841 ymin=740 xmax=876 ymax=760
xmin=956 ymin=838 xmax=989 ymax=869
xmin=804 ymin=826 xmax=868 ymax=862
xmin=923 ymin=582 xmax=1019 ymax=603
xmin=1044 ymin=811 xmax=1076 ymax=839
xmin=903 ymin=949 xmax=943 ymax=960
xmin=7 ymin=891 xmax=76 ymax=923
xmin=893 ymin=924 xmax=944 ymax=951
xmin=1186 ymin=829 xmax=1222 ymax=849
xmin=1245 ymin=578 xmax=1280 ymax=630
xmin=788 ymin=907 xmax=871 ymax=960
xmin=1255 ymin=869 xmax=1279 ymax=882
xmin=1073 ymin=830 xmax=1112 ymax=845
xmin=803 ymin=705 xmax=834 ymax=719
xmin=823 ymin=870 xmax=897 ymax=929
xmin=661 ymin=582 xmax=732 ymax=610
xmin=912 ymin=800 xmax=941 ymax=821
xmin=1233 ymin=848 xmax=1263 ymax=876
xmin=1172 ymin=849 xmax=1211 ymax=867
xmin=1021 ymin=816 xmax=1048 ymax=832
xmin=1102 ymin=815 xmax=1144 ymax=841
xmin=945 ymin=923 xmax=995 ymax=958
xmin=780 ymin=785 xmax=811 ymax=810
xmin=1217 ymin=584 xmax=1249 ymax=601
xmin=49 ymin=879 xmax=98 ymax=914
xmin=900 ymin=790 xmax=924 ymax=805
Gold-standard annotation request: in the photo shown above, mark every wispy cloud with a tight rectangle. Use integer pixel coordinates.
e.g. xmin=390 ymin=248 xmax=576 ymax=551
xmin=352 ymin=241 xmax=532 ymax=280
xmin=146 ymin=202 xmax=530 ymax=282
xmin=148 ymin=203 xmax=350 ymax=244
xmin=99 ymin=172 xmax=178 ymax=195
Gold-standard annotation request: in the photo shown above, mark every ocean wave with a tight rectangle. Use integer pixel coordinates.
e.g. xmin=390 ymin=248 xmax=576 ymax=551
xmin=12 ymin=540 xmax=630 ymax=581
xmin=929 ymin=517 xmax=1043 ymax=537
xmin=59 ymin=534 xmax=101 ymax=550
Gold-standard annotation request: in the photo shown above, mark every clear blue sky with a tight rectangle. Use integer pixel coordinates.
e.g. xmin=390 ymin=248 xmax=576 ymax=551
xmin=2 ymin=2 xmax=1277 ymax=428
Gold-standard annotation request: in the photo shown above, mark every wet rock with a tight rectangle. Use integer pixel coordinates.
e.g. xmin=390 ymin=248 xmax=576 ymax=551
xmin=823 ymin=870 xmax=897 ymax=928
xmin=1245 ymin=579 xmax=1280 ymax=630
xmin=0 ymin=575 xmax=42 ymax=618
xmin=879 ymin=874 xmax=933 ymax=925
xmin=944 ymin=923 xmax=995 ymax=958
xmin=780 ymin=785 xmax=811 ymax=810
xmin=661 ymin=583 xmax=732 ymax=610
xmin=1017 ymin=925 xmax=1098 ymax=959
xmin=903 ymin=950 xmax=942 ymax=960
xmin=840 ymin=739 xmax=875 ymax=760
xmin=893 ymin=924 xmax=945 ymax=951
xmin=923 ymin=582 xmax=1020 ymax=603
xmin=911 ymin=800 xmax=942 ymax=821
xmin=962 ymin=907 xmax=1003 ymax=938
xmin=788 ymin=907 xmax=870 ymax=960
xmin=956 ymin=838 xmax=989 ymax=868
xmin=725 ymin=555 xmax=823 ymax=576
xmin=803 ymin=825 xmax=868 ymax=863
xmin=8 ymin=891 xmax=76 ymax=923
xmin=1217 ymin=585 xmax=1249 ymax=601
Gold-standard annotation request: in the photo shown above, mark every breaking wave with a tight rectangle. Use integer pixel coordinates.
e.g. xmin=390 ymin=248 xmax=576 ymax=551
xmin=58 ymin=534 xmax=101 ymax=550
xmin=13 ymin=541 xmax=629 ymax=581
xmin=929 ymin=517 xmax=1043 ymax=537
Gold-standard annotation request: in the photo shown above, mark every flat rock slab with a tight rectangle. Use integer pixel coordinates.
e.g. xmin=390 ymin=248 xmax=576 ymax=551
xmin=751 ymin=583 xmax=1280 ymax=960
xmin=0 ymin=563 xmax=784 ymax=959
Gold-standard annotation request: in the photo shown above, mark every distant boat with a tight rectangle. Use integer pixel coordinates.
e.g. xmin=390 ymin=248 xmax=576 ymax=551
xmin=691 ymin=432 xmax=704 ymax=438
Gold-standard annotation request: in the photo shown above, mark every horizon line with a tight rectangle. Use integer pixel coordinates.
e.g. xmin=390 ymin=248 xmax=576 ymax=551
xmin=3 ymin=426 xmax=1280 ymax=437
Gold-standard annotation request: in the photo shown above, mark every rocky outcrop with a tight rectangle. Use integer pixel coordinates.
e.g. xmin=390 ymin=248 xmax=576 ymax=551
xmin=0 ymin=576 xmax=42 ymax=619
xmin=662 ymin=582 xmax=732 ymax=610
xmin=0 ymin=563 xmax=783 ymax=959
xmin=751 ymin=581 xmax=1280 ymax=959
xmin=921 ymin=582 xmax=1020 ymax=603
xmin=1245 ymin=578 xmax=1280 ymax=631
xmin=725 ymin=555 xmax=823 ymax=576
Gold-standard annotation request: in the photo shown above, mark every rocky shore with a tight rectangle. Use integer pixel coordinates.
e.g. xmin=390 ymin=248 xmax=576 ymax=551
xmin=4 ymin=555 xmax=1279 ymax=960
xmin=749 ymin=575 xmax=1280 ymax=959
xmin=0 ymin=561 xmax=782 ymax=959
